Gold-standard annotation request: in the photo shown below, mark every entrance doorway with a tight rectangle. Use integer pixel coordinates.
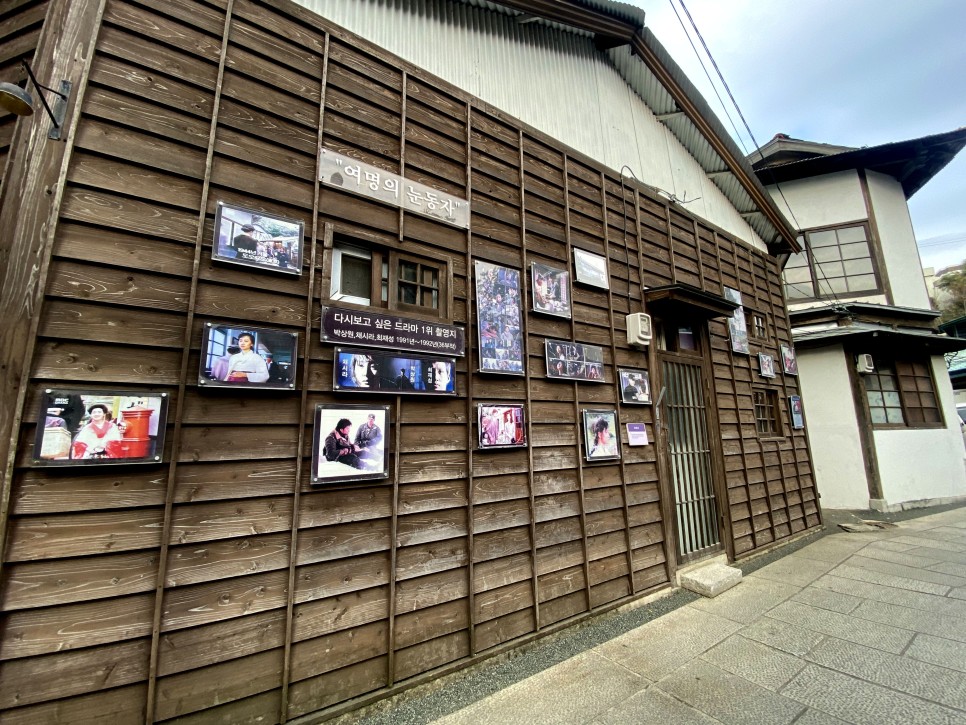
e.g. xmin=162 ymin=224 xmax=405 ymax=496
xmin=655 ymin=320 xmax=723 ymax=564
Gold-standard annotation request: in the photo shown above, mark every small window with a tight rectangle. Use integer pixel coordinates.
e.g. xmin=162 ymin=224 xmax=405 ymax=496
xmin=746 ymin=310 xmax=767 ymax=340
xmin=329 ymin=240 xmax=448 ymax=318
xmin=863 ymin=355 xmax=943 ymax=428
xmin=753 ymin=388 xmax=781 ymax=436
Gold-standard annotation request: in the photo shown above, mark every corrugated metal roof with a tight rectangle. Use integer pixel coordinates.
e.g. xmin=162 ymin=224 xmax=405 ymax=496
xmin=294 ymin=0 xmax=796 ymax=250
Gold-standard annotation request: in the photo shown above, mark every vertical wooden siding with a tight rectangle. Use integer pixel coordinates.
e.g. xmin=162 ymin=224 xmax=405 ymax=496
xmin=0 ymin=0 xmax=818 ymax=722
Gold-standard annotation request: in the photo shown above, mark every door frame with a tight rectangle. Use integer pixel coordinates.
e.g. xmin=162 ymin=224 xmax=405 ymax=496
xmin=651 ymin=316 xmax=735 ymax=571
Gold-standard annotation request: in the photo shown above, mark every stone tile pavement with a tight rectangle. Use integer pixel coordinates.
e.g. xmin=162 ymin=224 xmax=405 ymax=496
xmin=343 ymin=506 xmax=966 ymax=725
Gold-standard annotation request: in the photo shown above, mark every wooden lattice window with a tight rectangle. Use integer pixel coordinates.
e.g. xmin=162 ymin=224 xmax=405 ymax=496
xmin=783 ymin=223 xmax=879 ymax=302
xmin=864 ymin=356 xmax=942 ymax=428
xmin=753 ymin=388 xmax=781 ymax=436
xmin=746 ymin=310 xmax=767 ymax=340
xmin=329 ymin=240 xmax=448 ymax=318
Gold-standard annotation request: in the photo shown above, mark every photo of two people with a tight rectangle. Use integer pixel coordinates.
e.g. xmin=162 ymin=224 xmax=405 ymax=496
xmin=334 ymin=349 xmax=455 ymax=394
xmin=313 ymin=405 xmax=390 ymax=484
xmin=213 ymin=201 xmax=303 ymax=276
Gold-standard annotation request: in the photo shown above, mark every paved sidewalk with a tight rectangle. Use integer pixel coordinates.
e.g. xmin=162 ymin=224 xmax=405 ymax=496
xmin=353 ymin=506 xmax=966 ymax=725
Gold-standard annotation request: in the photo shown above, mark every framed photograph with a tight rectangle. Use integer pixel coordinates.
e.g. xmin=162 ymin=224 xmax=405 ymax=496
xmin=531 ymin=262 xmax=571 ymax=317
xmin=724 ymin=286 xmax=749 ymax=354
xmin=33 ymin=389 xmax=168 ymax=466
xmin=573 ymin=248 xmax=609 ymax=289
xmin=212 ymin=201 xmax=303 ymax=276
xmin=334 ymin=348 xmax=456 ymax=394
xmin=478 ymin=404 xmax=527 ymax=449
xmin=312 ymin=404 xmax=390 ymax=485
xmin=582 ymin=409 xmax=621 ymax=462
xmin=545 ymin=339 xmax=606 ymax=382
xmin=199 ymin=322 xmax=298 ymax=389
xmin=758 ymin=352 xmax=776 ymax=378
xmin=476 ymin=261 xmax=524 ymax=374
xmin=789 ymin=395 xmax=804 ymax=429
xmin=780 ymin=344 xmax=798 ymax=375
xmin=619 ymin=368 xmax=651 ymax=404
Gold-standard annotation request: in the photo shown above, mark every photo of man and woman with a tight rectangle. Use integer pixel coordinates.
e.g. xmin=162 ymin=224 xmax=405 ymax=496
xmin=619 ymin=369 xmax=651 ymax=404
xmin=545 ymin=339 xmax=606 ymax=382
xmin=34 ymin=390 xmax=168 ymax=466
xmin=199 ymin=323 xmax=298 ymax=389
xmin=212 ymin=201 xmax=303 ymax=276
xmin=334 ymin=349 xmax=455 ymax=394
xmin=478 ymin=404 xmax=527 ymax=449
xmin=476 ymin=261 xmax=524 ymax=374
xmin=312 ymin=404 xmax=389 ymax=484
xmin=531 ymin=262 xmax=571 ymax=318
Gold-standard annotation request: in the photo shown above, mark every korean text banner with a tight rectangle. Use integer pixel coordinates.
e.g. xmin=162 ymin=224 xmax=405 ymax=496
xmin=322 ymin=305 xmax=465 ymax=357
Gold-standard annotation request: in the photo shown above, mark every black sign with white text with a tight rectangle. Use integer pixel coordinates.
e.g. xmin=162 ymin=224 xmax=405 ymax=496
xmin=321 ymin=305 xmax=465 ymax=357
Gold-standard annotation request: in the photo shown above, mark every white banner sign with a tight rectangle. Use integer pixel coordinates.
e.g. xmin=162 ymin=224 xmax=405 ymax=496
xmin=319 ymin=149 xmax=469 ymax=229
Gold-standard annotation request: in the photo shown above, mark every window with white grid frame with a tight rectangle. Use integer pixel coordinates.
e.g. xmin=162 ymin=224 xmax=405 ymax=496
xmin=783 ymin=223 xmax=879 ymax=302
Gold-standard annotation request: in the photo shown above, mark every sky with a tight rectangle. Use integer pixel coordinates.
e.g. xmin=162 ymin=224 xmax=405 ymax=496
xmin=631 ymin=0 xmax=966 ymax=271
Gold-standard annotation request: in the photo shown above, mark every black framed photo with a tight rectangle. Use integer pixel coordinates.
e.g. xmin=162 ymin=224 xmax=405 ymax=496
xmin=478 ymin=404 xmax=527 ymax=449
xmin=312 ymin=404 xmax=390 ymax=485
xmin=199 ymin=322 xmax=298 ymax=389
xmin=334 ymin=348 xmax=456 ymax=394
xmin=476 ymin=261 xmax=524 ymax=374
xmin=212 ymin=201 xmax=303 ymax=276
xmin=759 ymin=352 xmax=776 ymax=378
xmin=789 ymin=395 xmax=804 ymax=429
xmin=545 ymin=339 xmax=606 ymax=382
xmin=780 ymin=344 xmax=798 ymax=375
xmin=33 ymin=389 xmax=168 ymax=466
xmin=582 ymin=408 xmax=621 ymax=462
xmin=573 ymin=248 xmax=609 ymax=289
xmin=619 ymin=368 xmax=651 ymax=404
xmin=531 ymin=262 xmax=571 ymax=318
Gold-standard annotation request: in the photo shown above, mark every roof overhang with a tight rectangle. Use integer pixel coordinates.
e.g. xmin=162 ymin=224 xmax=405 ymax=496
xmin=644 ymin=283 xmax=739 ymax=320
xmin=790 ymin=302 xmax=941 ymax=328
xmin=793 ymin=327 xmax=966 ymax=355
xmin=751 ymin=127 xmax=966 ymax=200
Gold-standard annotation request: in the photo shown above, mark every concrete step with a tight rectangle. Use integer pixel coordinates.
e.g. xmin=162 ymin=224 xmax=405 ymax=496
xmin=678 ymin=562 xmax=742 ymax=598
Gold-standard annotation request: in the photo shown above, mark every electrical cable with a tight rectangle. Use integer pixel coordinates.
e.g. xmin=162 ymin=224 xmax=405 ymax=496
xmin=673 ymin=0 xmax=848 ymax=311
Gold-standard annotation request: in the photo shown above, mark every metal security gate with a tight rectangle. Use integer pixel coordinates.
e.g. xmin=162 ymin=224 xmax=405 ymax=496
xmin=661 ymin=358 xmax=721 ymax=560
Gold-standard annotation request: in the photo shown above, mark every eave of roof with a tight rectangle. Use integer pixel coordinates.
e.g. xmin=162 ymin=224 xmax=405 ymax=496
xmin=793 ymin=326 xmax=966 ymax=354
xmin=481 ymin=0 xmax=800 ymax=255
xmin=790 ymin=302 xmax=941 ymax=325
xmin=751 ymin=127 xmax=966 ymax=200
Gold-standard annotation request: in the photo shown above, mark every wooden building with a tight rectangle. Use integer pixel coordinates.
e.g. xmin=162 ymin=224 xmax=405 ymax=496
xmin=0 ymin=0 xmax=820 ymax=722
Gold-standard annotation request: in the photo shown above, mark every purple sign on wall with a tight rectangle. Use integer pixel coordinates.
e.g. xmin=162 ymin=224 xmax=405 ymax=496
xmin=321 ymin=305 xmax=465 ymax=357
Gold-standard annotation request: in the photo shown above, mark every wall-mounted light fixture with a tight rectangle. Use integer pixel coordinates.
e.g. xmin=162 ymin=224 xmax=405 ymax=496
xmin=0 ymin=60 xmax=72 ymax=140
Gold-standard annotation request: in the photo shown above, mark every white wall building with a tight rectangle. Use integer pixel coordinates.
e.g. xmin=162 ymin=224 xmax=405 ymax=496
xmin=751 ymin=130 xmax=966 ymax=511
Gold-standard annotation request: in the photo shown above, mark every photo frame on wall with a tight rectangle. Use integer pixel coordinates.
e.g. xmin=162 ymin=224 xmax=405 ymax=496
xmin=475 ymin=261 xmax=525 ymax=374
xmin=724 ymin=286 xmax=749 ymax=354
xmin=618 ymin=368 xmax=651 ymax=404
xmin=333 ymin=348 xmax=456 ymax=394
xmin=582 ymin=408 xmax=621 ymax=462
xmin=545 ymin=339 xmax=606 ymax=382
xmin=312 ymin=404 xmax=390 ymax=485
xmin=531 ymin=262 xmax=571 ymax=318
xmin=759 ymin=352 xmax=776 ymax=378
xmin=199 ymin=322 xmax=298 ymax=389
xmin=780 ymin=344 xmax=799 ymax=375
xmin=789 ymin=395 xmax=804 ymax=429
xmin=573 ymin=248 xmax=609 ymax=289
xmin=212 ymin=201 xmax=303 ymax=276
xmin=33 ymin=389 xmax=168 ymax=466
xmin=478 ymin=404 xmax=527 ymax=449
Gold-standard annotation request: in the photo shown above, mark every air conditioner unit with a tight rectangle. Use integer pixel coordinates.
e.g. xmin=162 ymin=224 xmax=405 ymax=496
xmin=856 ymin=354 xmax=875 ymax=374
xmin=626 ymin=312 xmax=652 ymax=346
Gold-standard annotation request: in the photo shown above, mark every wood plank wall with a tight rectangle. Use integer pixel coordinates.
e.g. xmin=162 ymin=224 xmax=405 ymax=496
xmin=0 ymin=0 xmax=819 ymax=722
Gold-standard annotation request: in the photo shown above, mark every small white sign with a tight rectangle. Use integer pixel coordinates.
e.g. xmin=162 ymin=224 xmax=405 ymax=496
xmin=626 ymin=423 xmax=649 ymax=446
